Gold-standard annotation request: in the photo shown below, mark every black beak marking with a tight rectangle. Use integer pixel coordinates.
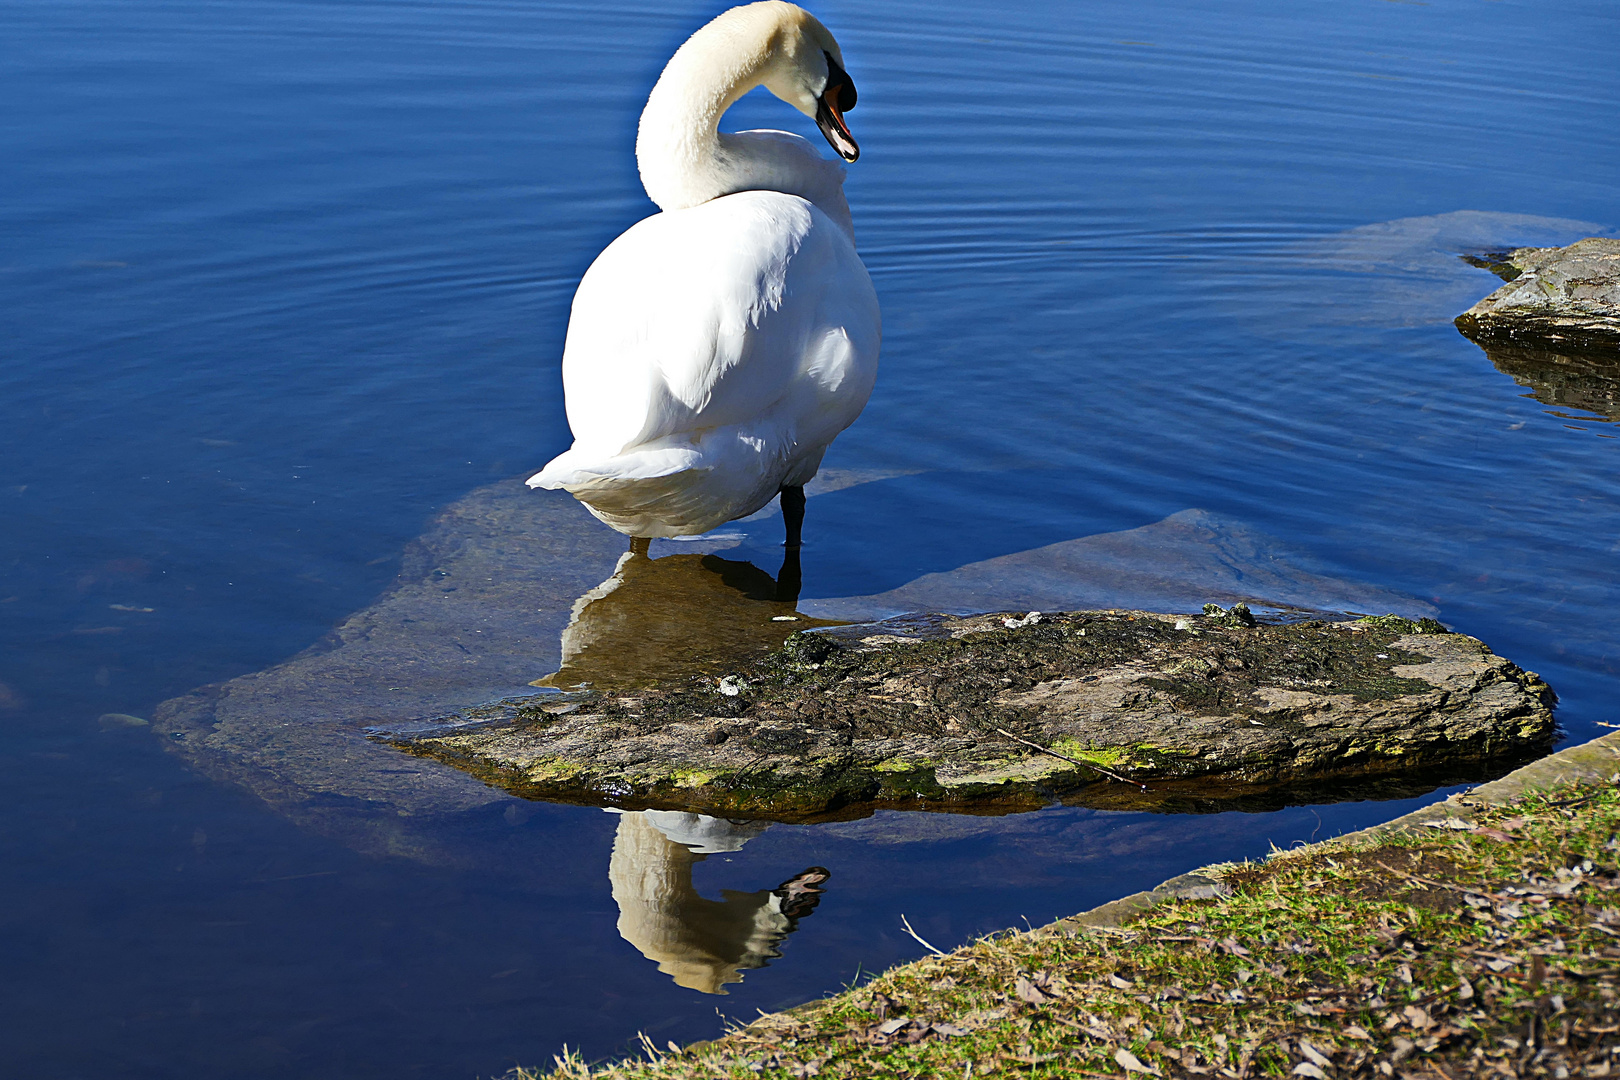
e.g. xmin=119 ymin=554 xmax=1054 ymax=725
xmin=828 ymin=53 xmax=856 ymax=112
xmin=815 ymin=50 xmax=860 ymax=162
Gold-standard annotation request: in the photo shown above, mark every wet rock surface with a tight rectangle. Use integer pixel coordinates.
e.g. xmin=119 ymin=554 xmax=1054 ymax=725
xmin=151 ymin=476 xmax=1441 ymax=857
xmin=394 ymin=611 xmax=1556 ymax=820
xmin=1457 ymin=237 xmax=1620 ymax=353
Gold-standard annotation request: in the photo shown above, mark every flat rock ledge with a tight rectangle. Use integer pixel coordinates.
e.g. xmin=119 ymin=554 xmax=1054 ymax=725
xmin=1458 ymin=237 xmax=1620 ymax=353
xmin=389 ymin=611 xmax=1556 ymax=820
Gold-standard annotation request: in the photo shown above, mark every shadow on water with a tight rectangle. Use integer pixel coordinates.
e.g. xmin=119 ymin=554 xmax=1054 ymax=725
xmin=1462 ymin=338 xmax=1620 ymax=427
xmin=1062 ymin=752 xmax=1551 ymax=816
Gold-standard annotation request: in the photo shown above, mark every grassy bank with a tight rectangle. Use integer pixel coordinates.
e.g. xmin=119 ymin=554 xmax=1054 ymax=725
xmin=524 ymin=781 xmax=1619 ymax=1080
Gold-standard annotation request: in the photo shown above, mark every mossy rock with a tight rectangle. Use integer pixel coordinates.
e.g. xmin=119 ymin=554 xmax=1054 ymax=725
xmin=390 ymin=609 xmax=1556 ymax=820
xmin=1456 ymin=237 xmax=1620 ymax=353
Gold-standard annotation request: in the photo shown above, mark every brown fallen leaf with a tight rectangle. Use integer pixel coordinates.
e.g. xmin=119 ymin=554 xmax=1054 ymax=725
xmin=1298 ymin=1039 xmax=1333 ymax=1069
xmin=1015 ymin=976 xmax=1054 ymax=1004
xmin=1115 ymin=1047 xmax=1162 ymax=1075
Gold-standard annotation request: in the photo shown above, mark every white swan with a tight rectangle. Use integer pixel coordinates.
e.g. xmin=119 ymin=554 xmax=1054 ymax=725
xmin=527 ymin=2 xmax=880 ymax=548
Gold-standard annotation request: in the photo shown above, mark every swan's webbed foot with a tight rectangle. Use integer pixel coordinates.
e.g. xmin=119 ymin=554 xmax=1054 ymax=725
xmin=779 ymin=485 xmax=805 ymax=551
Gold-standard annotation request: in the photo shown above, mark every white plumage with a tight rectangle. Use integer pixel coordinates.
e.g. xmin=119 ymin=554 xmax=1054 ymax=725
xmin=528 ymin=2 xmax=880 ymax=540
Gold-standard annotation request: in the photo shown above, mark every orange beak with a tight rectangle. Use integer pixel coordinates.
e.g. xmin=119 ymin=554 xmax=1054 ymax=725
xmin=815 ymin=54 xmax=859 ymax=162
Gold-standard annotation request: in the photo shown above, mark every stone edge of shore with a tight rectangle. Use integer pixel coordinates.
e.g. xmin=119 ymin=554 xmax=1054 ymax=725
xmin=1060 ymin=726 xmax=1620 ymax=932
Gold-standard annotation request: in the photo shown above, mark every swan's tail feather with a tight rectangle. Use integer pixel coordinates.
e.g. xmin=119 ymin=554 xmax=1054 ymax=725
xmin=557 ymin=470 xmax=736 ymax=538
xmin=527 ymin=445 xmax=702 ymax=489
xmin=529 ymin=445 xmax=769 ymax=537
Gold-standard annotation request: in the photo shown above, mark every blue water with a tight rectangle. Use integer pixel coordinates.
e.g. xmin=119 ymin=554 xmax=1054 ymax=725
xmin=3 ymin=0 xmax=1617 ymax=1075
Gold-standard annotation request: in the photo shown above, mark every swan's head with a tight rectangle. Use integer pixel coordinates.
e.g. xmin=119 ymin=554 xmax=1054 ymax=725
xmin=638 ymin=3 xmax=864 ymax=211
xmin=754 ymin=5 xmax=861 ymax=162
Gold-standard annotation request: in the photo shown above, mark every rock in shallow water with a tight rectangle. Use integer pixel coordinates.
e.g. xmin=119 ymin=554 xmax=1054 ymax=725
xmin=1457 ymin=237 xmax=1620 ymax=353
xmin=148 ymin=481 xmax=1443 ymax=858
xmin=393 ymin=611 xmax=1556 ymax=820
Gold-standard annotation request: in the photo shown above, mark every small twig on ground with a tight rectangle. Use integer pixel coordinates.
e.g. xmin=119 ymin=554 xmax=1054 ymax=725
xmin=992 ymin=726 xmax=1145 ymax=788
xmin=1375 ymin=861 xmax=1503 ymax=902
xmin=900 ymin=914 xmax=946 ymax=957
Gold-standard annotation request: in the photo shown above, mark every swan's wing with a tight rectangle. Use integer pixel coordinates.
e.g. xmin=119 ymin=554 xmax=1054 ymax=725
xmin=554 ymin=191 xmax=879 ymax=460
xmin=722 ymin=130 xmax=854 ymax=236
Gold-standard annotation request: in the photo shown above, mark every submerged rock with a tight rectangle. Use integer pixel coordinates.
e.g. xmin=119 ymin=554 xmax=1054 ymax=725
xmin=1289 ymin=211 xmax=1609 ymax=330
xmin=148 ymin=475 xmax=1450 ymax=859
xmin=394 ymin=610 xmax=1556 ymax=820
xmin=1457 ymin=238 xmax=1620 ymax=353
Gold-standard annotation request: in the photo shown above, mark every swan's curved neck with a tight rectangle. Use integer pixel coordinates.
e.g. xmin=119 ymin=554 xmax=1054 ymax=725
xmin=635 ymin=10 xmax=852 ymax=236
xmin=636 ymin=35 xmax=770 ymax=211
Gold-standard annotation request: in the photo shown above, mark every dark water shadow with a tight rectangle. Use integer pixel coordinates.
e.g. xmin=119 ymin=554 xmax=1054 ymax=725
xmin=1462 ymin=336 xmax=1620 ymax=426
xmin=1062 ymin=750 xmax=1552 ymax=816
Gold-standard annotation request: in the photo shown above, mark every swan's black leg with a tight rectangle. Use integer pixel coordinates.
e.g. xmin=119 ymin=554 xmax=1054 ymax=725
xmin=774 ymin=544 xmax=802 ymax=603
xmin=629 ymin=536 xmax=651 ymax=557
xmin=780 ymin=485 xmax=805 ymax=551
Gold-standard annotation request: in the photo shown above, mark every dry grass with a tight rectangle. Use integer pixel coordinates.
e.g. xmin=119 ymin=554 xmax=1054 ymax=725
xmin=515 ymin=782 xmax=1620 ymax=1080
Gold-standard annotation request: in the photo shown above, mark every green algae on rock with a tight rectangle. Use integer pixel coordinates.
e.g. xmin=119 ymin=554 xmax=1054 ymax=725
xmin=389 ymin=610 xmax=1556 ymax=820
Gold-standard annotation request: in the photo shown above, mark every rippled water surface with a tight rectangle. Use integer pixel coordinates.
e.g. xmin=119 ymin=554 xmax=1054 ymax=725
xmin=3 ymin=0 xmax=1618 ymax=1076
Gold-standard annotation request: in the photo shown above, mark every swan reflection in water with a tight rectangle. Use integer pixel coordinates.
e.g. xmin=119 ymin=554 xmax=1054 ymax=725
xmin=609 ymin=810 xmax=829 ymax=994
xmin=536 ymin=542 xmax=832 ymax=991
xmin=536 ymin=544 xmax=812 ymax=691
